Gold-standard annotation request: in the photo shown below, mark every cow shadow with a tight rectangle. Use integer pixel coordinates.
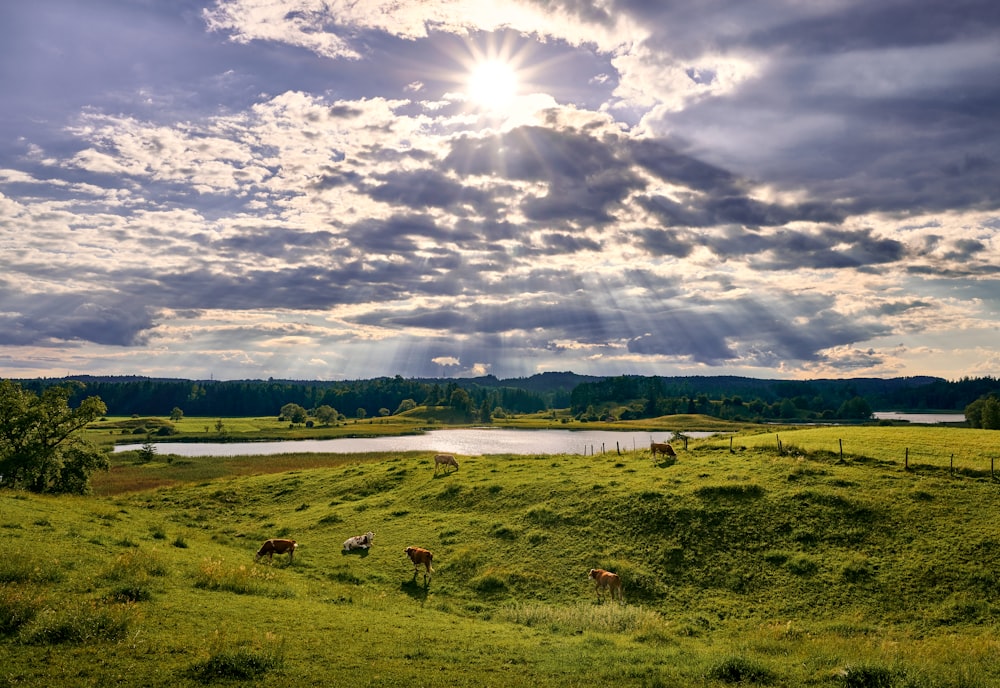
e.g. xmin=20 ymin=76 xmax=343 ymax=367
xmin=653 ymin=456 xmax=678 ymax=468
xmin=400 ymin=575 xmax=431 ymax=601
xmin=341 ymin=548 xmax=370 ymax=558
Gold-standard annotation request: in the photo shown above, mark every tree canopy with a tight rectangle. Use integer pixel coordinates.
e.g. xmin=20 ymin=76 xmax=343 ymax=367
xmin=0 ymin=380 xmax=108 ymax=494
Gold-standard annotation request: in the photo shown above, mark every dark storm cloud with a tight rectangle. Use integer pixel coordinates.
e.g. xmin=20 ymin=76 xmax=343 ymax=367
xmin=215 ymin=227 xmax=337 ymax=258
xmin=367 ymin=168 xmax=494 ymax=214
xmin=628 ymin=295 xmax=889 ymax=366
xmin=0 ymin=291 xmax=156 ymax=347
xmin=702 ymin=226 xmax=907 ymax=270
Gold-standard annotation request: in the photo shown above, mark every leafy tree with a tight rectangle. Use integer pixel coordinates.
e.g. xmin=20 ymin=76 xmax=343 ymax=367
xmin=279 ymin=403 xmax=308 ymax=424
xmin=395 ymin=398 xmax=417 ymax=414
xmin=837 ymin=396 xmax=873 ymax=420
xmin=314 ymin=405 xmax=339 ymax=426
xmin=356 ymin=407 xmax=367 ymax=420
xmin=170 ymin=406 xmax=184 ymax=421
xmin=966 ymin=395 xmax=1000 ymax=429
xmin=449 ymin=388 xmax=474 ymax=417
xmin=0 ymin=380 xmax=108 ymax=494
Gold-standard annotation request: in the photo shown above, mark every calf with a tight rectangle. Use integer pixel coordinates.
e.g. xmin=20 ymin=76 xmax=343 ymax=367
xmin=405 ymin=546 xmax=434 ymax=582
xmin=255 ymin=538 xmax=297 ymax=563
xmin=588 ymin=568 xmax=623 ymax=602
xmin=434 ymin=453 xmax=459 ymax=474
xmin=343 ymin=531 xmax=375 ymax=551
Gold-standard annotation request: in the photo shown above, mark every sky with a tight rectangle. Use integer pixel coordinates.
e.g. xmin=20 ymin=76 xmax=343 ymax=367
xmin=2 ymin=0 xmax=999 ymax=382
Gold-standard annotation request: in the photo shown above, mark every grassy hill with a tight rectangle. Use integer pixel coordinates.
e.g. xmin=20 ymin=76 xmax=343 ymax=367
xmin=3 ymin=432 xmax=1000 ymax=686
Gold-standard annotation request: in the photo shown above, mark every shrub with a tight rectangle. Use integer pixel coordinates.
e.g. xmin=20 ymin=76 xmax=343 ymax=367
xmin=838 ymin=663 xmax=901 ymax=688
xmin=20 ymin=600 xmax=136 ymax=644
xmin=0 ymin=585 xmax=45 ymax=636
xmin=707 ymin=655 xmax=777 ymax=684
xmin=188 ymin=632 xmax=284 ymax=682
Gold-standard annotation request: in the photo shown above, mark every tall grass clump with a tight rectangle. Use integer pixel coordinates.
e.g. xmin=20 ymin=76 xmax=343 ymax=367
xmin=706 ymin=655 xmax=777 ymax=684
xmin=194 ymin=558 xmax=295 ymax=598
xmin=836 ymin=663 xmax=902 ymax=688
xmin=0 ymin=585 xmax=46 ymax=636
xmin=187 ymin=631 xmax=285 ymax=683
xmin=0 ymin=546 xmax=65 ymax=585
xmin=19 ymin=600 xmax=137 ymax=644
xmin=500 ymin=601 xmax=667 ymax=636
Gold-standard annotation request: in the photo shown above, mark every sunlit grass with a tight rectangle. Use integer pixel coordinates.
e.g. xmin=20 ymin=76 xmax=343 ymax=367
xmin=4 ymin=428 xmax=1000 ymax=686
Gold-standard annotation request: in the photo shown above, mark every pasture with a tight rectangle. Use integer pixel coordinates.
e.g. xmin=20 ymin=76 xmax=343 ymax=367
xmin=3 ymin=424 xmax=1000 ymax=686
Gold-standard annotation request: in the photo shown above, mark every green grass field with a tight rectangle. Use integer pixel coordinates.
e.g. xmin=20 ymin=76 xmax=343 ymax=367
xmin=3 ymin=425 xmax=1000 ymax=686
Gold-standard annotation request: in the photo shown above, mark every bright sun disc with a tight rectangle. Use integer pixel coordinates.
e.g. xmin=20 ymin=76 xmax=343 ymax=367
xmin=468 ymin=60 xmax=518 ymax=111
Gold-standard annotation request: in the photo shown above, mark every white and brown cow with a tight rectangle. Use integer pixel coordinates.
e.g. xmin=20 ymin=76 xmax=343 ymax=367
xmin=343 ymin=531 xmax=375 ymax=551
xmin=434 ymin=453 xmax=459 ymax=474
xmin=588 ymin=568 xmax=623 ymax=602
xmin=255 ymin=538 xmax=297 ymax=563
xmin=405 ymin=546 xmax=434 ymax=582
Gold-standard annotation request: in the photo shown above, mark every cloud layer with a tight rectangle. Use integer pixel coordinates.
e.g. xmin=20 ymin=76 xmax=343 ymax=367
xmin=1 ymin=0 xmax=999 ymax=380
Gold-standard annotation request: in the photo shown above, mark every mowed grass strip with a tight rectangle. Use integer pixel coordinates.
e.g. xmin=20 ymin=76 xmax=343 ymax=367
xmin=3 ymin=432 xmax=1000 ymax=686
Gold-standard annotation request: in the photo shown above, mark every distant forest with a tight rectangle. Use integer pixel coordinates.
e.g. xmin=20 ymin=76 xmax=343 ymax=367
xmin=10 ymin=373 xmax=1000 ymax=425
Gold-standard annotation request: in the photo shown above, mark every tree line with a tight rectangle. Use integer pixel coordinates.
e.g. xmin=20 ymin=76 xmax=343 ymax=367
xmin=9 ymin=373 xmax=1000 ymax=424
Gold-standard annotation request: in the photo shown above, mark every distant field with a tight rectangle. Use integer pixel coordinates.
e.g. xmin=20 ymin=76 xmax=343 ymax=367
xmin=4 ymin=424 xmax=1000 ymax=686
xmin=700 ymin=425 xmax=1000 ymax=475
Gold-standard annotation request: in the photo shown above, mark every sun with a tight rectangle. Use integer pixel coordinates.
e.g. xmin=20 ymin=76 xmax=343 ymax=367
xmin=467 ymin=59 xmax=519 ymax=112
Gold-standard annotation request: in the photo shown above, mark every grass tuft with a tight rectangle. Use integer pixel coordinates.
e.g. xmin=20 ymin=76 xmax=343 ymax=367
xmin=706 ymin=655 xmax=777 ymax=684
xmin=188 ymin=631 xmax=285 ymax=682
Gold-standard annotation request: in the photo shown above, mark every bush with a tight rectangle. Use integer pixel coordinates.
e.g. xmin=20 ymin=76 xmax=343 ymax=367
xmin=20 ymin=601 xmax=136 ymax=644
xmin=838 ymin=663 xmax=901 ymax=688
xmin=707 ymin=655 xmax=777 ymax=684
xmin=188 ymin=632 xmax=284 ymax=682
xmin=0 ymin=585 xmax=45 ymax=636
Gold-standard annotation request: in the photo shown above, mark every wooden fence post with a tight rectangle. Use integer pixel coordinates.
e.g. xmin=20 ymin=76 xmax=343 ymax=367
xmin=839 ymin=439 xmax=843 ymax=462
xmin=950 ymin=453 xmax=954 ymax=476
xmin=905 ymin=447 xmax=909 ymax=470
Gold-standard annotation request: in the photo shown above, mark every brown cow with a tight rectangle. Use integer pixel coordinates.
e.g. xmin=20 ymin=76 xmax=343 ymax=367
xmin=255 ymin=538 xmax=297 ymax=562
xmin=434 ymin=453 xmax=459 ymax=474
xmin=650 ymin=441 xmax=676 ymax=459
xmin=405 ymin=546 xmax=434 ymax=582
xmin=588 ymin=568 xmax=623 ymax=602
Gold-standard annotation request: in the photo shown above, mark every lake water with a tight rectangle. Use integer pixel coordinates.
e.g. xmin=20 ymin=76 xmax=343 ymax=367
xmin=114 ymin=428 xmax=719 ymax=457
xmin=872 ymin=412 xmax=966 ymax=424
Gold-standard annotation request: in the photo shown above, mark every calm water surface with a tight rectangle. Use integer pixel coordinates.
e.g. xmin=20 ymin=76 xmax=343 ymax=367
xmin=115 ymin=428 xmax=718 ymax=457
xmin=872 ymin=412 xmax=965 ymax=424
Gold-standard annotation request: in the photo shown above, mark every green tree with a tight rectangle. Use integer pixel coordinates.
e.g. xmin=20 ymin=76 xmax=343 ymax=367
xmin=0 ymin=380 xmax=109 ymax=494
xmin=280 ymin=403 xmax=308 ymax=424
xmin=837 ymin=396 xmax=873 ymax=420
xmin=170 ymin=406 xmax=184 ymax=421
xmin=395 ymin=398 xmax=417 ymax=414
xmin=314 ymin=405 xmax=339 ymax=426
xmin=449 ymin=388 xmax=474 ymax=417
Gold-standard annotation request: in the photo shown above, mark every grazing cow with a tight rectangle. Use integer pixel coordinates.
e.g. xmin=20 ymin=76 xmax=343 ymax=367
xmin=405 ymin=546 xmax=434 ymax=582
xmin=650 ymin=441 xmax=676 ymax=459
xmin=343 ymin=531 xmax=375 ymax=551
xmin=255 ymin=538 xmax=297 ymax=562
xmin=588 ymin=568 xmax=623 ymax=602
xmin=434 ymin=453 xmax=459 ymax=474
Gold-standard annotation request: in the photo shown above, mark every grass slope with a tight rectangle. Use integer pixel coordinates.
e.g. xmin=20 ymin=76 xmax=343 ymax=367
xmin=3 ymin=434 xmax=1000 ymax=686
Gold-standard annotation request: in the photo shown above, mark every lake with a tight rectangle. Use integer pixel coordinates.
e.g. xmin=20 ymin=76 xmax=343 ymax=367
xmin=114 ymin=428 xmax=720 ymax=457
xmin=872 ymin=412 xmax=966 ymax=424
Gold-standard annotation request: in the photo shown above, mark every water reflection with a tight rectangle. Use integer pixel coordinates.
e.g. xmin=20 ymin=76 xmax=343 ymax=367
xmin=115 ymin=427 xmax=721 ymax=457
